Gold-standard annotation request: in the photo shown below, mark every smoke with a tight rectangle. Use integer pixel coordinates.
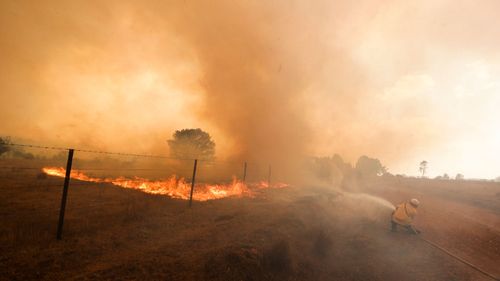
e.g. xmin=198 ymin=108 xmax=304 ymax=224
xmin=0 ymin=0 xmax=348 ymax=179
xmin=161 ymin=1 xmax=322 ymax=165
xmin=1 ymin=1 xmax=500 ymax=178
xmin=344 ymin=193 xmax=395 ymax=211
xmin=0 ymin=1 xmax=328 ymax=163
xmin=327 ymin=192 xmax=396 ymax=226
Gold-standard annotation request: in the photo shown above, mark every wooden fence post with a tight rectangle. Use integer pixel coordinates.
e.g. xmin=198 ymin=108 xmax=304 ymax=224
xmin=243 ymin=162 xmax=247 ymax=182
xmin=268 ymin=165 xmax=272 ymax=188
xmin=56 ymin=149 xmax=74 ymax=240
xmin=189 ymin=159 xmax=198 ymax=207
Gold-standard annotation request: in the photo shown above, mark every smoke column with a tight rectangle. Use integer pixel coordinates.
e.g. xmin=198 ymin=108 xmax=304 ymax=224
xmin=2 ymin=1 xmax=500 ymax=178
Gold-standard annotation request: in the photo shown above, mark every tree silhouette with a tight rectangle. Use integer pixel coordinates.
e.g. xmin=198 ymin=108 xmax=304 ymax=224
xmin=355 ymin=155 xmax=387 ymax=178
xmin=419 ymin=161 xmax=428 ymax=177
xmin=0 ymin=137 xmax=11 ymax=157
xmin=167 ymin=128 xmax=215 ymax=160
xmin=310 ymin=155 xmax=352 ymax=184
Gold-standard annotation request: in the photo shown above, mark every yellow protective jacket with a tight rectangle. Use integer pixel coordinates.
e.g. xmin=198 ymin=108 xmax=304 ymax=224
xmin=392 ymin=202 xmax=417 ymax=226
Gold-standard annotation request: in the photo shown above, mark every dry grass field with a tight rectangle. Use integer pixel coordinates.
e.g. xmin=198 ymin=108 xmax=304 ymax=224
xmin=1 ymin=163 xmax=499 ymax=280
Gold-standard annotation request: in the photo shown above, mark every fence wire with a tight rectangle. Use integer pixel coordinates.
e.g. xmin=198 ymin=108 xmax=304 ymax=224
xmin=0 ymin=142 xmax=274 ymax=245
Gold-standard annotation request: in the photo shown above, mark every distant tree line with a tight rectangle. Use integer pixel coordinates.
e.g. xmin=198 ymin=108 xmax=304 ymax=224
xmin=419 ymin=160 xmax=465 ymax=180
xmin=0 ymin=137 xmax=10 ymax=157
xmin=308 ymin=154 xmax=388 ymax=186
xmin=434 ymin=173 xmax=465 ymax=180
xmin=0 ymin=136 xmax=35 ymax=160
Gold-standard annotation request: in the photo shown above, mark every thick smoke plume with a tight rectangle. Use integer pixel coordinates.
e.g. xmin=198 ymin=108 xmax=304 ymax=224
xmin=2 ymin=1 xmax=500 ymax=178
xmin=162 ymin=1 xmax=321 ymax=165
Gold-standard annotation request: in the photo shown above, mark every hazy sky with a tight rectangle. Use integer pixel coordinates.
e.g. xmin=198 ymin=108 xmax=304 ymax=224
xmin=1 ymin=0 xmax=499 ymax=178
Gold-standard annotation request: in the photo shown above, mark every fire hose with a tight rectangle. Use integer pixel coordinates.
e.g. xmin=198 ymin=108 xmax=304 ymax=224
xmin=418 ymin=236 xmax=500 ymax=280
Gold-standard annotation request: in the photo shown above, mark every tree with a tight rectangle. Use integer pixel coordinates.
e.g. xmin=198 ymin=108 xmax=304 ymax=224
xmin=167 ymin=128 xmax=215 ymax=160
xmin=419 ymin=161 xmax=428 ymax=177
xmin=455 ymin=173 xmax=464 ymax=180
xmin=0 ymin=137 xmax=11 ymax=157
xmin=331 ymin=154 xmax=352 ymax=176
xmin=443 ymin=173 xmax=450 ymax=180
xmin=309 ymin=154 xmax=352 ymax=185
xmin=355 ymin=155 xmax=386 ymax=178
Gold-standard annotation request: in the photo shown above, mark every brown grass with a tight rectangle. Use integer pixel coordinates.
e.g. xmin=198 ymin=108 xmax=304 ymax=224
xmin=1 ymin=166 xmax=499 ymax=280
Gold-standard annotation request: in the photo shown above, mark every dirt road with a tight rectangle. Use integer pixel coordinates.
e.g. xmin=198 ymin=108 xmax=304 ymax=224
xmin=365 ymin=177 xmax=500 ymax=280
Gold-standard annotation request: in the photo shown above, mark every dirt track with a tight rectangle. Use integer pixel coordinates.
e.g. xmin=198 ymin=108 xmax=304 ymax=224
xmin=366 ymin=177 xmax=500 ymax=280
xmin=1 ymin=171 xmax=499 ymax=280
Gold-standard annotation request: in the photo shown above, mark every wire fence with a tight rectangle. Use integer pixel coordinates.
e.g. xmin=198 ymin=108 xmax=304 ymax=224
xmin=0 ymin=142 xmax=279 ymax=246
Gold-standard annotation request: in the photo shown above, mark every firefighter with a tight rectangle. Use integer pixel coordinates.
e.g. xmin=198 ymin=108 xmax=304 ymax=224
xmin=391 ymin=198 xmax=420 ymax=234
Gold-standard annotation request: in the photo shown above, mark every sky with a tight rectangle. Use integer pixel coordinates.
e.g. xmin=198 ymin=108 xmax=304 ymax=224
xmin=1 ymin=0 xmax=499 ymax=179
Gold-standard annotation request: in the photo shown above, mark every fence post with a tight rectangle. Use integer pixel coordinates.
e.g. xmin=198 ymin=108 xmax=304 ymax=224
xmin=268 ymin=165 xmax=272 ymax=188
xmin=243 ymin=162 xmax=247 ymax=182
xmin=57 ymin=149 xmax=74 ymax=240
xmin=189 ymin=159 xmax=198 ymax=207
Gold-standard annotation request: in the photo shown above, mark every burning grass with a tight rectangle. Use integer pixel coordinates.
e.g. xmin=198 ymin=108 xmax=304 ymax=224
xmin=2 ymin=173 xmax=499 ymax=280
xmin=42 ymin=167 xmax=288 ymax=201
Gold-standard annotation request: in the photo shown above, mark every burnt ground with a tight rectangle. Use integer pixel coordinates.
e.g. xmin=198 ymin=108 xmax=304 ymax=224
xmin=1 ymin=170 xmax=499 ymax=280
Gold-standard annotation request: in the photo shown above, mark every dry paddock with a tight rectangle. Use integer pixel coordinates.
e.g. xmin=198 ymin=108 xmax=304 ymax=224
xmin=1 ymin=169 xmax=499 ymax=280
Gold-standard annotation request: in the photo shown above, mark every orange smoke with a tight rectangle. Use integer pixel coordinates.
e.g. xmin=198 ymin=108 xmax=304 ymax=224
xmin=42 ymin=167 xmax=288 ymax=201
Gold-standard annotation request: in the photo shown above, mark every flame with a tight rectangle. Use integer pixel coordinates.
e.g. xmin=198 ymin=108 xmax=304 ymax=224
xmin=256 ymin=181 xmax=289 ymax=189
xmin=42 ymin=167 xmax=288 ymax=201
